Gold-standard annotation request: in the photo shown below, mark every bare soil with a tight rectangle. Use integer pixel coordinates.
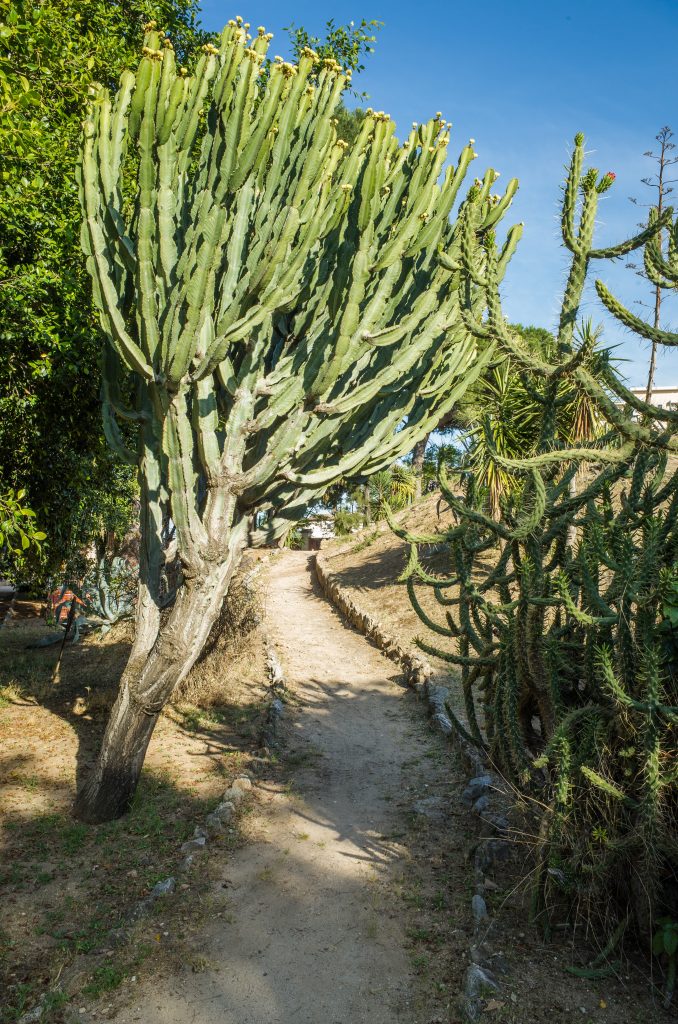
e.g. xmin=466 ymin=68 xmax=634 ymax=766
xmin=320 ymin=506 xmax=674 ymax=1024
xmin=99 ymin=551 xmax=477 ymax=1024
xmin=2 ymin=545 xmax=672 ymax=1023
xmin=0 ymin=588 xmax=268 ymax=1023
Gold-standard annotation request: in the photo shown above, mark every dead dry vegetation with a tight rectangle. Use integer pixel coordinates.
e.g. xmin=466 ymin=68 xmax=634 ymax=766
xmin=320 ymin=497 xmax=673 ymax=1024
xmin=0 ymin=561 xmax=269 ymax=1024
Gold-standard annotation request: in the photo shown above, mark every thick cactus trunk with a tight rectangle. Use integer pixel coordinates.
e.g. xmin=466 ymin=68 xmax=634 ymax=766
xmin=73 ymin=539 xmax=245 ymax=822
xmin=411 ymin=434 xmax=429 ymax=499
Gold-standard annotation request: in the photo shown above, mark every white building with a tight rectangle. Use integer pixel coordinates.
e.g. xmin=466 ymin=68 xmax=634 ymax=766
xmin=629 ymin=385 xmax=678 ymax=410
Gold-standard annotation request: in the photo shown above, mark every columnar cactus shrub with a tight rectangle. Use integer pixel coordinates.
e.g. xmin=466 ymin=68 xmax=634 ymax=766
xmin=76 ymin=17 xmax=517 ymax=821
xmin=398 ymin=136 xmax=678 ymax=945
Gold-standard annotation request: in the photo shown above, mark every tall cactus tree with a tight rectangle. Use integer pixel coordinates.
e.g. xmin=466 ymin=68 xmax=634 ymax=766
xmin=75 ymin=16 xmax=517 ymax=821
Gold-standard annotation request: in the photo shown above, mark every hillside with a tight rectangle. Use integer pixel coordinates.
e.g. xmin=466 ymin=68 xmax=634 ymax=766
xmin=318 ymin=494 xmax=464 ymax=700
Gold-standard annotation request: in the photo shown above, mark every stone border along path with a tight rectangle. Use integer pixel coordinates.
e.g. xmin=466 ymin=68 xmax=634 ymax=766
xmin=314 ymin=551 xmax=516 ymax=1023
xmin=103 ymin=549 xmax=496 ymax=1024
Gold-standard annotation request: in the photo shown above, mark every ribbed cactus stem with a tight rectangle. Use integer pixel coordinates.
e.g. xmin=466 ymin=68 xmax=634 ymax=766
xmin=76 ymin=16 xmax=517 ymax=822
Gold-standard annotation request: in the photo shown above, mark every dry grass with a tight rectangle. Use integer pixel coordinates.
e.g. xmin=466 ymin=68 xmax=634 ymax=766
xmin=0 ymin=561 xmax=270 ymax=1023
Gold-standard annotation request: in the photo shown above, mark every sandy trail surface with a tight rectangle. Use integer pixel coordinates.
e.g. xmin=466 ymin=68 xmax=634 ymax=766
xmin=114 ymin=551 xmax=453 ymax=1024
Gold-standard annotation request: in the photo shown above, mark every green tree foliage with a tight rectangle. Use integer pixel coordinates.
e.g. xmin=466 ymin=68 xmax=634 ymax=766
xmin=284 ymin=17 xmax=382 ymax=97
xmin=0 ymin=488 xmax=46 ymax=578
xmin=0 ymin=0 xmax=210 ymax=582
xmin=285 ymin=18 xmax=379 ymax=145
xmin=368 ymin=465 xmax=416 ymax=520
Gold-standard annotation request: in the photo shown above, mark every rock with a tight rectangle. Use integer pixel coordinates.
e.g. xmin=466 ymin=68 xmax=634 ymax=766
xmin=180 ymin=836 xmax=207 ymax=856
xmin=472 ymin=794 xmax=490 ymax=815
xmin=216 ymin=800 xmax=236 ymax=819
xmin=474 ymin=839 xmax=513 ymax=874
xmin=484 ymin=813 xmax=510 ymax=835
xmin=193 ymin=826 xmax=208 ymax=839
xmin=106 ymin=927 xmax=129 ymax=948
xmin=471 ymin=893 xmax=488 ymax=926
xmin=462 ymin=964 xmax=499 ymax=1022
xmin=430 ymin=711 xmax=453 ymax=736
xmin=427 ymin=685 xmax=451 ymax=715
xmin=18 ymin=1003 xmax=44 ymax=1023
xmin=469 ymin=941 xmax=493 ymax=965
xmin=412 ymin=796 xmax=447 ymax=821
xmin=129 ymin=898 xmax=152 ymax=921
xmin=205 ymin=812 xmax=227 ymax=833
xmin=221 ymin=785 xmax=243 ymax=804
xmin=462 ymin=774 xmax=493 ymax=806
xmin=266 ymin=649 xmax=284 ymax=685
xmin=232 ymin=776 xmax=253 ymax=792
xmin=488 ymin=952 xmax=510 ymax=975
xmin=150 ymin=877 xmax=176 ymax=898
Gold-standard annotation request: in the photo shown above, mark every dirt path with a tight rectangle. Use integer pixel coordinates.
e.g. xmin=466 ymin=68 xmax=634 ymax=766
xmin=113 ymin=551 xmax=463 ymax=1024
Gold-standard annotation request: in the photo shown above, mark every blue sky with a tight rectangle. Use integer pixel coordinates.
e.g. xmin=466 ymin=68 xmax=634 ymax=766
xmin=199 ymin=0 xmax=678 ymax=387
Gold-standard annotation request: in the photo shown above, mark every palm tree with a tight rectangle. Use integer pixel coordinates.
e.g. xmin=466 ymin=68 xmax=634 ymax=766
xmin=460 ymin=321 xmax=604 ymax=517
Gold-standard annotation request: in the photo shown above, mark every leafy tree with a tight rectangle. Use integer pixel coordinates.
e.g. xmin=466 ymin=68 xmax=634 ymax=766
xmin=367 ymin=465 xmax=416 ymax=520
xmin=284 ymin=17 xmax=382 ymax=98
xmin=0 ymin=489 xmax=46 ymax=579
xmin=0 ymin=0 xmax=211 ymax=583
xmin=285 ymin=18 xmax=380 ymax=145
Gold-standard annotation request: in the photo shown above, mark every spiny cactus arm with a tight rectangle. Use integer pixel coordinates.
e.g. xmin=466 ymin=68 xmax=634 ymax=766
xmin=476 ymin=539 xmax=515 ymax=593
xmin=572 ymin=367 xmax=678 ymax=451
xmin=555 ymin=571 xmax=617 ymax=626
xmin=580 ymin=766 xmax=636 ymax=806
xmin=407 ymin=578 xmax=458 ymax=637
xmin=577 ymin=554 xmax=617 ymax=619
xmin=275 ymin=343 xmax=490 ymax=493
xmin=487 ymin=438 xmax=637 ymax=471
xmin=588 ymin=207 xmax=672 ymax=259
xmin=561 ymin=133 xmax=585 ymax=254
xmin=595 ymin=644 xmax=637 ymax=710
xmin=380 ymin=499 xmax=455 ymax=546
xmin=597 ymin=363 xmax=678 ymax=426
xmin=441 ymin=698 xmax=487 ymax=750
xmin=556 ymin=174 xmax=599 ymax=351
xmin=532 ymin=705 xmax=600 ymax=768
xmin=437 ymin=463 xmax=513 ymax=540
xmin=415 ymin=635 xmax=496 ymax=668
xmin=164 ymin=397 xmax=209 ymax=562
xmin=481 ymin=176 xmax=519 ymax=230
xmin=508 ymin=469 xmax=547 ymax=539
xmin=595 ymin=279 xmax=678 ymax=346
xmin=80 ymin=120 xmax=154 ymax=379
xmin=100 ymin=346 xmax=138 ymax=466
